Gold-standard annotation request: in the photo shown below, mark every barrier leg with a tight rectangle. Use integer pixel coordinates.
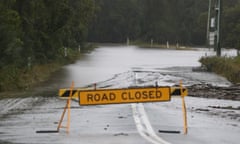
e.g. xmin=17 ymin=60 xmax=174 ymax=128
xmin=180 ymin=81 xmax=188 ymax=134
xmin=57 ymin=101 xmax=68 ymax=132
xmin=57 ymin=81 xmax=74 ymax=133
xmin=67 ymin=96 xmax=71 ymax=133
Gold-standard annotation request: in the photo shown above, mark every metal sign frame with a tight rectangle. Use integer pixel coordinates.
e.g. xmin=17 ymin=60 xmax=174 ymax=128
xmin=56 ymin=81 xmax=188 ymax=135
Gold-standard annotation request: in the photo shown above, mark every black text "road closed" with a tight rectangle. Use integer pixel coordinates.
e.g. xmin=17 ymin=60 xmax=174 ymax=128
xmin=86 ymin=89 xmax=163 ymax=103
xmin=121 ymin=90 xmax=162 ymax=100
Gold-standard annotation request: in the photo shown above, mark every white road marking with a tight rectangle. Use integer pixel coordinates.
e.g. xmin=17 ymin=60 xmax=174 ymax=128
xmin=132 ymin=103 xmax=171 ymax=144
xmin=1 ymin=98 xmax=26 ymax=114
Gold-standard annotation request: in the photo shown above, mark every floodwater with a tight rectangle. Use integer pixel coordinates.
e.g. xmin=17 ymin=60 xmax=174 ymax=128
xmin=53 ymin=45 xmax=235 ymax=89
xmin=0 ymin=45 xmax=239 ymax=144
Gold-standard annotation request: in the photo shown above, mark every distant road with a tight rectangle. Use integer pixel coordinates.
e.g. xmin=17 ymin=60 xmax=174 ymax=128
xmin=0 ymin=46 xmax=239 ymax=144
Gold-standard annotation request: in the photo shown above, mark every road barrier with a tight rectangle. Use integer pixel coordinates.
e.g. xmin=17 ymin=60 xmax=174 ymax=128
xmin=59 ymin=86 xmax=188 ymax=104
xmin=39 ymin=81 xmax=188 ymax=134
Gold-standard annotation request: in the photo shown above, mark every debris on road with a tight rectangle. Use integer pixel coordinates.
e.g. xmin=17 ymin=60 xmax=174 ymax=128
xmin=188 ymin=84 xmax=240 ymax=101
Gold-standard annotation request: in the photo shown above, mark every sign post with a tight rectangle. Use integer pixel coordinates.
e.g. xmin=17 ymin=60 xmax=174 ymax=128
xmin=57 ymin=83 xmax=188 ymax=134
xmin=180 ymin=81 xmax=188 ymax=134
xmin=57 ymin=81 xmax=74 ymax=134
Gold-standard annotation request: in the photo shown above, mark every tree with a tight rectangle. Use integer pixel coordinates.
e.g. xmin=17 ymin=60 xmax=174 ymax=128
xmin=222 ymin=2 xmax=240 ymax=51
xmin=88 ymin=0 xmax=143 ymax=43
xmin=0 ymin=2 xmax=23 ymax=67
xmin=87 ymin=0 xmax=209 ymax=45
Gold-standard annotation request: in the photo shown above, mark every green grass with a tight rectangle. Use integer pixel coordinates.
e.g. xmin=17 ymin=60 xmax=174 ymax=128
xmin=0 ymin=44 xmax=97 ymax=93
xmin=0 ymin=62 xmax=63 ymax=92
xmin=199 ymin=56 xmax=240 ymax=84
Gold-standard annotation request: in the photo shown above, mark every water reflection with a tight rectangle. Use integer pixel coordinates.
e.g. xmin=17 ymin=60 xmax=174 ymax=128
xmin=45 ymin=45 xmax=236 ymax=90
xmin=63 ymin=46 xmax=206 ymax=87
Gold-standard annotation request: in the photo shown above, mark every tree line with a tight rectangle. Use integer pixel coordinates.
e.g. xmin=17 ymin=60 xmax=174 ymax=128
xmin=1 ymin=0 xmax=240 ymax=69
xmin=0 ymin=0 xmax=96 ymax=68
xmin=1 ymin=0 xmax=240 ymax=91
xmin=88 ymin=0 xmax=240 ymax=50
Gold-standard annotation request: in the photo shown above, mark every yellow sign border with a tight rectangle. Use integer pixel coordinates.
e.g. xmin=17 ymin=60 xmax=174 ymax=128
xmin=78 ymin=87 xmax=171 ymax=105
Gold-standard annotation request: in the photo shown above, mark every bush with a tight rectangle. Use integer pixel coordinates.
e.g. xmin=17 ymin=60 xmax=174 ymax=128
xmin=0 ymin=65 xmax=21 ymax=91
xmin=199 ymin=56 xmax=240 ymax=84
xmin=0 ymin=43 xmax=95 ymax=93
xmin=0 ymin=63 xmax=61 ymax=92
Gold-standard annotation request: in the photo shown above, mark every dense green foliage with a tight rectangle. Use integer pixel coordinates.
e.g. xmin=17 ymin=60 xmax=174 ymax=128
xmin=1 ymin=0 xmax=240 ymax=91
xmin=88 ymin=0 xmax=209 ymax=45
xmin=0 ymin=0 xmax=96 ymax=67
xmin=88 ymin=0 xmax=240 ymax=49
xmin=222 ymin=1 xmax=240 ymax=49
xmin=0 ymin=0 xmax=96 ymax=91
xmin=200 ymin=56 xmax=240 ymax=83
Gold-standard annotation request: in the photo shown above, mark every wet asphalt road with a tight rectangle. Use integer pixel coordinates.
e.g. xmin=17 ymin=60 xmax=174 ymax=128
xmin=0 ymin=46 xmax=239 ymax=144
xmin=0 ymin=96 xmax=239 ymax=144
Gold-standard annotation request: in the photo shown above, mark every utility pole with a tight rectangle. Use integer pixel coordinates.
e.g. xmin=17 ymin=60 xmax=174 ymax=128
xmin=207 ymin=0 xmax=222 ymax=56
xmin=206 ymin=0 xmax=212 ymax=47
xmin=214 ymin=0 xmax=222 ymax=56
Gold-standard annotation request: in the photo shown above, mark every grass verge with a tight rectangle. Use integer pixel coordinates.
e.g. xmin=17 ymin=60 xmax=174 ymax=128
xmin=0 ymin=43 xmax=96 ymax=93
xmin=0 ymin=63 xmax=61 ymax=92
xmin=199 ymin=56 xmax=240 ymax=84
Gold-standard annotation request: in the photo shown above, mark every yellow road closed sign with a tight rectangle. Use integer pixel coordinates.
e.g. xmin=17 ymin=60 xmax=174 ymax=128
xmin=78 ymin=87 xmax=170 ymax=105
xmin=59 ymin=86 xmax=188 ymax=105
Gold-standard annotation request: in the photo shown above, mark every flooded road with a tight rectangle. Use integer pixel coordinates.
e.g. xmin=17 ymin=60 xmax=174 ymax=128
xmin=56 ymin=45 xmax=234 ymax=88
xmin=65 ymin=46 xmax=205 ymax=87
xmin=0 ymin=45 xmax=239 ymax=144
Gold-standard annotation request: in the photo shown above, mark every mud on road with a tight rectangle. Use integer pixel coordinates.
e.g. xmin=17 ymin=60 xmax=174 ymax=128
xmin=189 ymin=84 xmax=240 ymax=101
xmin=0 ymin=65 xmax=240 ymax=144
